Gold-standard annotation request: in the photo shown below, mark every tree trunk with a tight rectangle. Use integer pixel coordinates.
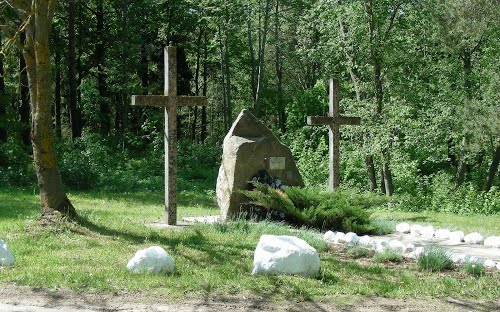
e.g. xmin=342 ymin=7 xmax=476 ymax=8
xmin=483 ymin=145 xmax=500 ymax=192
xmin=68 ymin=0 xmax=82 ymax=140
xmin=223 ymin=25 xmax=232 ymax=127
xmin=21 ymin=0 xmax=76 ymax=218
xmin=247 ymin=16 xmax=256 ymax=103
xmin=455 ymin=50 xmax=473 ymax=188
xmin=54 ymin=47 xmax=62 ymax=139
xmin=365 ymin=155 xmax=377 ymax=192
xmin=253 ymin=0 xmax=271 ymax=118
xmin=96 ymin=0 xmax=110 ymax=136
xmin=379 ymin=167 xmax=386 ymax=194
xmin=0 ymin=32 xmax=7 ymax=143
xmin=19 ymin=33 xmax=31 ymax=147
xmin=201 ymin=31 xmax=208 ymax=141
xmin=366 ymin=0 xmax=393 ymax=195
xmin=275 ymin=0 xmax=285 ymax=133
xmin=218 ymin=25 xmax=228 ymax=131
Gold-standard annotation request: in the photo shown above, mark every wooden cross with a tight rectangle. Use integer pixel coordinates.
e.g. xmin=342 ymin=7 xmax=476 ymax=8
xmin=307 ymin=79 xmax=361 ymax=191
xmin=131 ymin=45 xmax=207 ymax=225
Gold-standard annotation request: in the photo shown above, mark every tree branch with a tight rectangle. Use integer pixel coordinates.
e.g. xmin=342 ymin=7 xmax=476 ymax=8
xmin=382 ymin=2 xmax=402 ymax=43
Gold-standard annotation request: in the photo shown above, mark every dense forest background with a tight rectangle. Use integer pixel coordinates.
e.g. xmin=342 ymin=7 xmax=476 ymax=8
xmin=0 ymin=0 xmax=499 ymax=214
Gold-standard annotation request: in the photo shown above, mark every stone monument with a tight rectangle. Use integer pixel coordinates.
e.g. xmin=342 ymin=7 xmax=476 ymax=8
xmin=216 ymin=109 xmax=304 ymax=220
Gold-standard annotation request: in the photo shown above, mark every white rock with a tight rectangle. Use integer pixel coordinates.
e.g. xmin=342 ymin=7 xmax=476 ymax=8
xmin=252 ymin=235 xmax=320 ymax=277
xmin=483 ymin=259 xmax=496 ymax=269
xmin=484 ymin=236 xmax=500 ymax=248
xmin=388 ymin=240 xmax=404 ymax=253
xmin=126 ymin=246 xmax=175 ymax=274
xmin=334 ymin=232 xmax=346 ymax=244
xmin=374 ymin=239 xmax=389 ymax=253
xmin=323 ymin=231 xmax=336 ymax=242
xmin=359 ymin=235 xmax=373 ymax=247
xmin=451 ymin=253 xmax=468 ymax=264
xmin=344 ymin=232 xmax=360 ymax=245
xmin=449 ymin=231 xmax=465 ymax=243
xmin=395 ymin=222 xmax=410 ymax=233
xmin=468 ymin=256 xmax=480 ymax=264
xmin=0 ymin=239 xmax=14 ymax=267
xmin=403 ymin=243 xmax=415 ymax=254
xmin=464 ymin=232 xmax=484 ymax=244
xmin=407 ymin=246 xmax=425 ymax=259
xmin=421 ymin=226 xmax=435 ymax=238
xmin=410 ymin=224 xmax=423 ymax=236
xmin=434 ymin=229 xmax=451 ymax=239
xmin=497 ymin=262 xmax=500 ymax=270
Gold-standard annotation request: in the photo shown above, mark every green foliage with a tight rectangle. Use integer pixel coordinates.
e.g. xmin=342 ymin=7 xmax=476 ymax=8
xmin=346 ymin=246 xmax=373 ymax=259
xmin=464 ymin=262 xmax=485 ymax=277
xmin=373 ymin=250 xmax=403 ymax=263
xmin=417 ymin=245 xmax=454 ymax=272
xmin=240 ymin=183 xmax=377 ymax=233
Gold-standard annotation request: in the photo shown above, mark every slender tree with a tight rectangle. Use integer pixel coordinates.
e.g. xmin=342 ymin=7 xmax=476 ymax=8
xmin=12 ymin=0 xmax=76 ymax=218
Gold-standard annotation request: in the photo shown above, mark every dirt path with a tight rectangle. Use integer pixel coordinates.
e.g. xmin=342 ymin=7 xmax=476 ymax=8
xmin=1 ymin=285 xmax=498 ymax=312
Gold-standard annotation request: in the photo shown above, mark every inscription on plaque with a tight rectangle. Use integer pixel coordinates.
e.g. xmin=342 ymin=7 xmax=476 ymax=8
xmin=269 ymin=157 xmax=286 ymax=170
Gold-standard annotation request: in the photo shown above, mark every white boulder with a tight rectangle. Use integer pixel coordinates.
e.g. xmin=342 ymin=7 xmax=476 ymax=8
xmin=403 ymin=243 xmax=415 ymax=254
xmin=483 ymin=259 xmax=496 ymax=269
xmin=484 ymin=236 xmax=500 ymax=248
xmin=359 ymin=235 xmax=373 ymax=247
xmin=374 ymin=239 xmax=389 ymax=253
xmin=464 ymin=232 xmax=484 ymax=244
xmin=497 ymin=262 xmax=500 ymax=270
xmin=323 ymin=231 xmax=336 ymax=243
xmin=449 ymin=231 xmax=465 ymax=243
xmin=126 ymin=246 xmax=175 ymax=274
xmin=410 ymin=224 xmax=423 ymax=236
xmin=388 ymin=240 xmax=404 ymax=253
xmin=434 ymin=229 xmax=451 ymax=239
xmin=451 ymin=253 xmax=468 ymax=264
xmin=344 ymin=232 xmax=360 ymax=245
xmin=407 ymin=246 xmax=425 ymax=259
xmin=333 ymin=232 xmax=346 ymax=244
xmin=0 ymin=239 xmax=14 ymax=267
xmin=395 ymin=222 xmax=410 ymax=233
xmin=467 ymin=256 xmax=480 ymax=264
xmin=252 ymin=235 xmax=320 ymax=277
xmin=421 ymin=226 xmax=435 ymax=238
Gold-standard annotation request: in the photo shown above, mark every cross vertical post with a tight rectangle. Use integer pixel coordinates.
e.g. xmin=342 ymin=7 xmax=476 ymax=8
xmin=164 ymin=46 xmax=177 ymax=225
xmin=131 ymin=45 xmax=208 ymax=225
xmin=307 ymin=79 xmax=361 ymax=191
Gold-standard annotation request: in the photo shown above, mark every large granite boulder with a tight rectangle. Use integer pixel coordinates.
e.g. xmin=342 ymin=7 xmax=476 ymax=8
xmin=252 ymin=235 xmax=320 ymax=277
xmin=217 ymin=109 xmax=304 ymax=220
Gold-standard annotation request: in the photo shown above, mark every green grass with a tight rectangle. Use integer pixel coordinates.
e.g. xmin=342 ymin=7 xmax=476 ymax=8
xmin=0 ymin=187 xmax=499 ymax=301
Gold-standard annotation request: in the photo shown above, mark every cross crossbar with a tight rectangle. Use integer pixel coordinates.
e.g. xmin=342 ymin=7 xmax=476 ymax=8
xmin=307 ymin=116 xmax=361 ymax=126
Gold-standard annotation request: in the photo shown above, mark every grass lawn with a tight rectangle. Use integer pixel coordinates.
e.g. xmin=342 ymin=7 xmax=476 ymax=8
xmin=0 ymin=186 xmax=499 ymax=302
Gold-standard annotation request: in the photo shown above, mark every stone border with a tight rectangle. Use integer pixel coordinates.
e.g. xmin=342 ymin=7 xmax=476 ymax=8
xmin=324 ymin=223 xmax=500 ymax=271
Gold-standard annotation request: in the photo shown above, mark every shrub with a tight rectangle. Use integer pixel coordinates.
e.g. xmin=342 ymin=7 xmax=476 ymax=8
xmin=464 ymin=262 xmax=485 ymax=277
xmin=373 ymin=250 xmax=403 ymax=263
xmin=347 ymin=246 xmax=373 ymax=259
xmin=417 ymin=245 xmax=453 ymax=272
xmin=240 ymin=183 xmax=376 ymax=233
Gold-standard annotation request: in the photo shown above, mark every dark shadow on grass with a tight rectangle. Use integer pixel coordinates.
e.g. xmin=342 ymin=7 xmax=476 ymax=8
xmin=405 ymin=216 xmax=430 ymax=222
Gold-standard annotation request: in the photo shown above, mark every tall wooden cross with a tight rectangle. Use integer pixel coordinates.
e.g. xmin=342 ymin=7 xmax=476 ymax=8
xmin=131 ymin=45 xmax=207 ymax=225
xmin=307 ymin=79 xmax=361 ymax=191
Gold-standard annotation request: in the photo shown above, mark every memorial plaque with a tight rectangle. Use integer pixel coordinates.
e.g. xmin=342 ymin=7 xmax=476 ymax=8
xmin=269 ymin=157 xmax=286 ymax=170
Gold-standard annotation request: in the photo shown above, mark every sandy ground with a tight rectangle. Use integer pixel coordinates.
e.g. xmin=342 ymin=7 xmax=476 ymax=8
xmin=1 ymin=285 xmax=499 ymax=312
